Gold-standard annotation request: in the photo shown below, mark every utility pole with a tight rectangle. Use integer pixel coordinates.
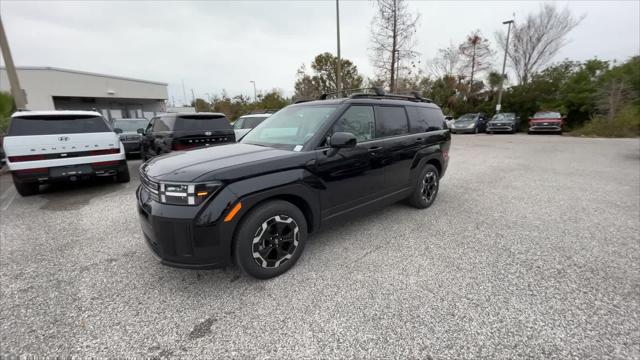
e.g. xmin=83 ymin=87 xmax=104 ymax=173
xmin=395 ymin=49 xmax=400 ymax=93
xmin=191 ymin=89 xmax=197 ymax=112
xmin=249 ymin=80 xmax=257 ymax=102
xmin=335 ymin=0 xmax=342 ymax=97
xmin=496 ymin=19 xmax=514 ymax=114
xmin=0 ymin=15 xmax=27 ymax=108
xmin=181 ymin=80 xmax=188 ymax=107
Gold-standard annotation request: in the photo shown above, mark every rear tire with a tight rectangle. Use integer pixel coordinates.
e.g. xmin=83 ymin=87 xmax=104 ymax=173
xmin=116 ymin=165 xmax=130 ymax=183
xmin=12 ymin=177 xmax=39 ymax=196
xmin=233 ymin=200 xmax=308 ymax=279
xmin=408 ymin=164 xmax=439 ymax=209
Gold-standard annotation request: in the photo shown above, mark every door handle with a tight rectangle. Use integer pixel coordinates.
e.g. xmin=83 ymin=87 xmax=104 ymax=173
xmin=415 ymin=138 xmax=424 ymax=143
xmin=368 ymin=146 xmax=383 ymax=153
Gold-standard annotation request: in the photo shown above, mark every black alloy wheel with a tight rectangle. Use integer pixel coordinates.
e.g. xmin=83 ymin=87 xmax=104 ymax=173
xmin=408 ymin=164 xmax=440 ymax=209
xmin=251 ymin=215 xmax=300 ymax=269
xmin=234 ymin=200 xmax=307 ymax=279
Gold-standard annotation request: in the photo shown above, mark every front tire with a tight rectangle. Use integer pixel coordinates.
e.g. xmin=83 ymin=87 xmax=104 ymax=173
xmin=408 ymin=164 xmax=440 ymax=209
xmin=233 ymin=200 xmax=308 ymax=279
xmin=12 ymin=177 xmax=39 ymax=196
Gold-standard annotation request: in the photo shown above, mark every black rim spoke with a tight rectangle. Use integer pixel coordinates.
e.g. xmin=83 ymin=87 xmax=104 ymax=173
xmin=422 ymin=171 xmax=438 ymax=202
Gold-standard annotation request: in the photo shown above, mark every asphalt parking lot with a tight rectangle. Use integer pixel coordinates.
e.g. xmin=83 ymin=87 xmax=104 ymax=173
xmin=1 ymin=134 xmax=639 ymax=359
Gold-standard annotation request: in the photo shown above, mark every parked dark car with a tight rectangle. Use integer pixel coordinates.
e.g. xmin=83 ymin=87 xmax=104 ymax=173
xmin=486 ymin=112 xmax=520 ymax=134
xmin=141 ymin=113 xmax=235 ymax=160
xmin=113 ymin=118 xmax=149 ymax=155
xmin=450 ymin=113 xmax=489 ymax=134
xmin=528 ymin=111 xmax=564 ymax=134
xmin=137 ymin=91 xmax=451 ymax=279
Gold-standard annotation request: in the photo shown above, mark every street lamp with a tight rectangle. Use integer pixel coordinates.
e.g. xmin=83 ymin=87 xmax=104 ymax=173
xmin=249 ymin=80 xmax=257 ymax=103
xmin=496 ymin=19 xmax=514 ymax=114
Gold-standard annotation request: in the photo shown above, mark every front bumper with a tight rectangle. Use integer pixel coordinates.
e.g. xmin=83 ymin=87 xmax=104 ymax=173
xmin=451 ymin=127 xmax=476 ymax=133
xmin=487 ymin=123 xmax=515 ymax=132
xmin=529 ymin=125 xmax=562 ymax=132
xmin=136 ymin=184 xmax=239 ymax=269
xmin=122 ymin=141 xmax=141 ymax=154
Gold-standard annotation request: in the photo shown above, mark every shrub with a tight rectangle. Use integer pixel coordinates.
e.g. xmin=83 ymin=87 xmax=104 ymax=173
xmin=571 ymin=105 xmax=640 ymax=138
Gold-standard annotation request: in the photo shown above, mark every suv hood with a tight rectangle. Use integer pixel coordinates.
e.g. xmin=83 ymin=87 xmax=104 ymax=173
xmin=142 ymin=143 xmax=310 ymax=182
xmin=489 ymin=119 xmax=515 ymax=124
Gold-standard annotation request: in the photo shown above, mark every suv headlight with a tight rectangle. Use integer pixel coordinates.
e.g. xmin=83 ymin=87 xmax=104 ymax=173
xmin=158 ymin=181 xmax=222 ymax=206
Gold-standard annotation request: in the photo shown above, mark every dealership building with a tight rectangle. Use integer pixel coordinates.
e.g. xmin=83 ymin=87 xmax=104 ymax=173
xmin=0 ymin=66 xmax=168 ymax=121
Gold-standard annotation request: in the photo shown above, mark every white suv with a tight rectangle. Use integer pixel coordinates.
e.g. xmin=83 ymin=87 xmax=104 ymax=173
xmin=3 ymin=110 xmax=129 ymax=196
xmin=232 ymin=113 xmax=272 ymax=140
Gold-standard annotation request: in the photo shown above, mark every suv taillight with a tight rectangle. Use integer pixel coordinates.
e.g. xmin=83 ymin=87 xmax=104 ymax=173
xmin=8 ymin=154 xmax=46 ymax=162
xmin=90 ymin=148 xmax=120 ymax=156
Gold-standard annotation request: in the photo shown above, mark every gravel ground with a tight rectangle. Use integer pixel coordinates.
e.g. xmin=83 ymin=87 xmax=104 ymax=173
xmin=1 ymin=134 xmax=639 ymax=359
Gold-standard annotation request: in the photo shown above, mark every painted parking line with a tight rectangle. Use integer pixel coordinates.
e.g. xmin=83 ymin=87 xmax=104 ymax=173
xmin=0 ymin=185 xmax=17 ymax=211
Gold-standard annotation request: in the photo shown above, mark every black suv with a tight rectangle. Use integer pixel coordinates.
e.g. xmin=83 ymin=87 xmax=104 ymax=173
xmin=137 ymin=91 xmax=451 ymax=278
xmin=140 ymin=112 xmax=235 ymax=160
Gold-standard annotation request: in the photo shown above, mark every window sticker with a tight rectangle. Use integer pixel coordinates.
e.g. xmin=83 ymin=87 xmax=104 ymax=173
xmin=293 ymin=145 xmax=303 ymax=152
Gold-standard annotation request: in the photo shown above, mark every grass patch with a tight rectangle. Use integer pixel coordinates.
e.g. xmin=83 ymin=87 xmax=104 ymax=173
xmin=569 ymin=105 xmax=640 ymax=138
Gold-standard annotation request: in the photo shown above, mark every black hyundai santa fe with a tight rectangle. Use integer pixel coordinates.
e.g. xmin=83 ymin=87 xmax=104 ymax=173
xmin=137 ymin=90 xmax=451 ymax=278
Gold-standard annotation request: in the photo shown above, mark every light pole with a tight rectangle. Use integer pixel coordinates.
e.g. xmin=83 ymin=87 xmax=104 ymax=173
xmin=249 ymin=80 xmax=257 ymax=103
xmin=496 ymin=19 xmax=514 ymax=114
xmin=336 ymin=0 xmax=342 ymax=97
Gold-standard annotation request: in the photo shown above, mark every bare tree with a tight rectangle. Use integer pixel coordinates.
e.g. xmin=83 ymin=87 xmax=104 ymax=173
xmin=458 ymin=30 xmax=494 ymax=86
xmin=427 ymin=42 xmax=461 ymax=79
xmin=496 ymin=4 xmax=584 ymax=84
xmin=370 ymin=0 xmax=420 ymax=92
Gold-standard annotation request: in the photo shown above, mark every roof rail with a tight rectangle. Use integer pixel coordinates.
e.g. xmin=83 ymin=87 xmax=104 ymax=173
xmin=319 ymin=87 xmax=385 ymax=100
xmin=247 ymin=109 xmax=279 ymax=114
xmin=293 ymin=98 xmax=315 ymax=104
xmin=350 ymin=90 xmax=432 ymax=103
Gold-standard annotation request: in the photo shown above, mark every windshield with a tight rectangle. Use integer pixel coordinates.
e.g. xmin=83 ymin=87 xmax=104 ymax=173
xmin=114 ymin=119 xmax=148 ymax=132
xmin=174 ymin=115 xmax=231 ymax=131
xmin=533 ymin=111 xmax=561 ymax=119
xmin=9 ymin=115 xmax=111 ymax=136
xmin=234 ymin=116 xmax=268 ymax=129
xmin=456 ymin=114 xmax=476 ymax=122
xmin=492 ymin=113 xmax=515 ymax=121
xmin=241 ymin=105 xmax=337 ymax=150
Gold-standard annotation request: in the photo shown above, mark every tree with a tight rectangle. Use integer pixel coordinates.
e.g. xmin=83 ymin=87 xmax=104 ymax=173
xmin=458 ymin=30 xmax=494 ymax=87
xmin=427 ymin=43 xmax=461 ymax=79
xmin=0 ymin=91 xmax=15 ymax=134
xmin=294 ymin=53 xmax=364 ymax=99
xmin=370 ymin=0 xmax=420 ymax=92
xmin=496 ymin=4 xmax=583 ymax=84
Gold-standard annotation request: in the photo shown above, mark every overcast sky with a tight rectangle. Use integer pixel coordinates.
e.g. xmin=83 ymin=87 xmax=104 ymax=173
xmin=1 ymin=0 xmax=639 ymax=105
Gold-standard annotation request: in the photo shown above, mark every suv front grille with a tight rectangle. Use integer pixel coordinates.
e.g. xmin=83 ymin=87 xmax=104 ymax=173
xmin=140 ymin=171 xmax=160 ymax=202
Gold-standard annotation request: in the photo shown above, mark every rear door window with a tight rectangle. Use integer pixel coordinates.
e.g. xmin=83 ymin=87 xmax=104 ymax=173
xmin=375 ymin=106 xmax=409 ymax=138
xmin=241 ymin=116 xmax=268 ymax=129
xmin=153 ymin=116 xmax=173 ymax=132
xmin=407 ymin=106 xmax=445 ymax=133
xmin=174 ymin=115 xmax=231 ymax=131
xmin=8 ymin=115 xmax=111 ymax=136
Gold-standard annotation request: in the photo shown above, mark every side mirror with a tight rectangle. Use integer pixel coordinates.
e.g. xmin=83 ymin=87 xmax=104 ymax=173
xmin=137 ymin=128 xmax=145 ymax=134
xmin=327 ymin=132 xmax=356 ymax=157
xmin=114 ymin=128 xmax=123 ymax=134
xmin=329 ymin=132 xmax=357 ymax=148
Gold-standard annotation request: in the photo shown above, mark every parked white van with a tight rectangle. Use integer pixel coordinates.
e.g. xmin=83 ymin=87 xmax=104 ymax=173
xmin=3 ymin=110 xmax=129 ymax=196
